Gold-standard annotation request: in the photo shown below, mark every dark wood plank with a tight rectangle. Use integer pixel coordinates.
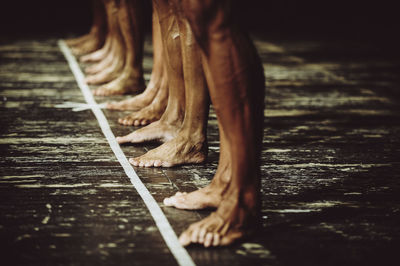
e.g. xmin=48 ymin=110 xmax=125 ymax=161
xmin=1 ymin=36 xmax=399 ymax=266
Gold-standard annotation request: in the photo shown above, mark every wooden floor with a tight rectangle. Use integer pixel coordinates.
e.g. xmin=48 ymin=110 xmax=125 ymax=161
xmin=0 ymin=36 xmax=399 ymax=266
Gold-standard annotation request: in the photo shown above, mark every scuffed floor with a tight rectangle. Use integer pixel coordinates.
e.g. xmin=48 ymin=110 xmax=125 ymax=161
xmin=0 ymin=36 xmax=399 ymax=265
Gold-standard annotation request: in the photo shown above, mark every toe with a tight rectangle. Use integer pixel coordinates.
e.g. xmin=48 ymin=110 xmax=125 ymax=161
xmin=106 ymin=102 xmax=115 ymax=109
xmin=134 ymin=120 xmax=140 ymax=126
xmin=129 ymin=157 xmax=139 ymax=166
xmin=204 ymin=232 xmax=213 ymax=247
xmin=125 ymin=119 xmax=134 ymax=126
xmin=190 ymin=227 xmax=201 ymax=243
xmin=144 ymin=160 xmax=155 ymax=167
xmin=212 ymin=233 xmax=220 ymax=246
xmin=163 ymin=197 xmax=173 ymax=206
xmin=198 ymin=228 xmax=207 ymax=243
xmin=116 ymin=136 xmax=126 ymax=144
xmin=178 ymin=231 xmax=191 ymax=246
xmin=153 ymin=160 xmax=162 ymax=167
xmin=220 ymin=231 xmax=242 ymax=246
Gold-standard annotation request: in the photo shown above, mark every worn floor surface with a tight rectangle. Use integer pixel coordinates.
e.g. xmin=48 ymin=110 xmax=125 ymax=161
xmin=0 ymin=35 xmax=399 ymax=266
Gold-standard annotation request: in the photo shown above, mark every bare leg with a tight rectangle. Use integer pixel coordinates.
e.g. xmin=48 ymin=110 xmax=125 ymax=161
xmin=164 ymin=126 xmax=230 ymax=207
xmin=92 ymin=0 xmax=146 ymax=96
xmin=79 ymin=0 xmax=123 ymax=66
xmin=116 ymin=0 xmax=185 ymax=144
xmin=117 ymin=69 xmax=168 ymax=126
xmin=83 ymin=41 xmax=116 ymax=74
xmin=171 ymin=0 xmax=265 ymax=247
xmin=84 ymin=0 xmax=126 ymax=87
xmin=69 ymin=0 xmax=107 ymax=56
xmin=107 ymin=7 xmax=165 ymax=111
xmin=128 ymin=2 xmax=209 ymax=167
xmin=79 ymin=28 xmax=112 ymax=64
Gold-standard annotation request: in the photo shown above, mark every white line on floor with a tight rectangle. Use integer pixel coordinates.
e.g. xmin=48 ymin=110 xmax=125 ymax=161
xmin=58 ymin=40 xmax=195 ymax=266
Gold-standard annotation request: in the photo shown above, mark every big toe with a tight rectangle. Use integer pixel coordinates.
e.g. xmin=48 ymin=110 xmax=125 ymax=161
xmin=116 ymin=135 xmax=132 ymax=144
xmin=106 ymin=102 xmax=117 ymax=109
xmin=163 ymin=194 xmax=183 ymax=207
xmin=178 ymin=231 xmax=192 ymax=247
xmin=129 ymin=157 xmax=140 ymax=166
xmin=163 ymin=197 xmax=173 ymax=206
xmin=86 ymin=77 xmax=97 ymax=85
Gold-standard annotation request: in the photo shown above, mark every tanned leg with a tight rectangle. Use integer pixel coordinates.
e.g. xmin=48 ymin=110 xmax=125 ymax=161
xmin=116 ymin=0 xmax=185 ymax=143
xmin=85 ymin=0 xmax=126 ymax=87
xmin=79 ymin=25 xmax=112 ymax=64
xmin=163 ymin=126 xmax=230 ymax=207
xmin=128 ymin=1 xmax=209 ymax=167
xmin=79 ymin=0 xmax=123 ymax=66
xmin=68 ymin=0 xmax=107 ymax=56
xmin=171 ymin=0 xmax=265 ymax=247
xmin=92 ymin=0 xmax=146 ymax=96
xmin=117 ymin=67 xmax=168 ymax=126
xmin=79 ymin=0 xmax=114 ymax=65
xmin=107 ymin=7 xmax=165 ymax=111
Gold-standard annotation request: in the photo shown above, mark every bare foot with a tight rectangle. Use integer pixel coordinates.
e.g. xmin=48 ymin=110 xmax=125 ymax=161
xmin=106 ymin=74 xmax=163 ymax=111
xmin=118 ymin=105 xmax=164 ymax=125
xmin=85 ymin=56 xmax=125 ymax=85
xmin=163 ymin=156 xmax=230 ymax=208
xmin=71 ymin=35 xmax=103 ymax=56
xmin=79 ymin=36 xmax=112 ymax=63
xmin=129 ymin=134 xmax=206 ymax=167
xmin=164 ymin=189 xmax=220 ymax=209
xmin=178 ymin=187 xmax=259 ymax=247
xmin=92 ymin=70 xmax=145 ymax=96
xmin=84 ymin=47 xmax=115 ymax=75
xmin=178 ymin=212 xmax=244 ymax=247
xmin=66 ymin=34 xmax=91 ymax=47
xmin=116 ymin=120 xmax=180 ymax=144
xmin=106 ymin=92 xmax=154 ymax=111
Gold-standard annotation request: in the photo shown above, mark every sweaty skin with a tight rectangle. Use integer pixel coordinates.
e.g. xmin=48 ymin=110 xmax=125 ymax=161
xmin=164 ymin=126 xmax=231 ymax=209
xmin=67 ymin=0 xmax=107 ymax=56
xmin=83 ymin=0 xmax=126 ymax=88
xmin=163 ymin=0 xmax=265 ymax=247
xmin=116 ymin=69 xmax=168 ymax=126
xmin=116 ymin=1 xmax=186 ymax=146
xmin=92 ymin=0 xmax=146 ymax=96
xmin=106 ymin=8 xmax=166 ymax=112
xmin=128 ymin=0 xmax=209 ymax=168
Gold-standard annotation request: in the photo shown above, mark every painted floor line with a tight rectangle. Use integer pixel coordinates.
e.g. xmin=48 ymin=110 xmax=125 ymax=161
xmin=58 ymin=40 xmax=195 ymax=266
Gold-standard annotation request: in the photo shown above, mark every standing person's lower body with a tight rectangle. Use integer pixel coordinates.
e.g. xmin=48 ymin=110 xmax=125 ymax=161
xmin=164 ymin=0 xmax=265 ymax=247
xmin=66 ymin=0 xmax=107 ymax=56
